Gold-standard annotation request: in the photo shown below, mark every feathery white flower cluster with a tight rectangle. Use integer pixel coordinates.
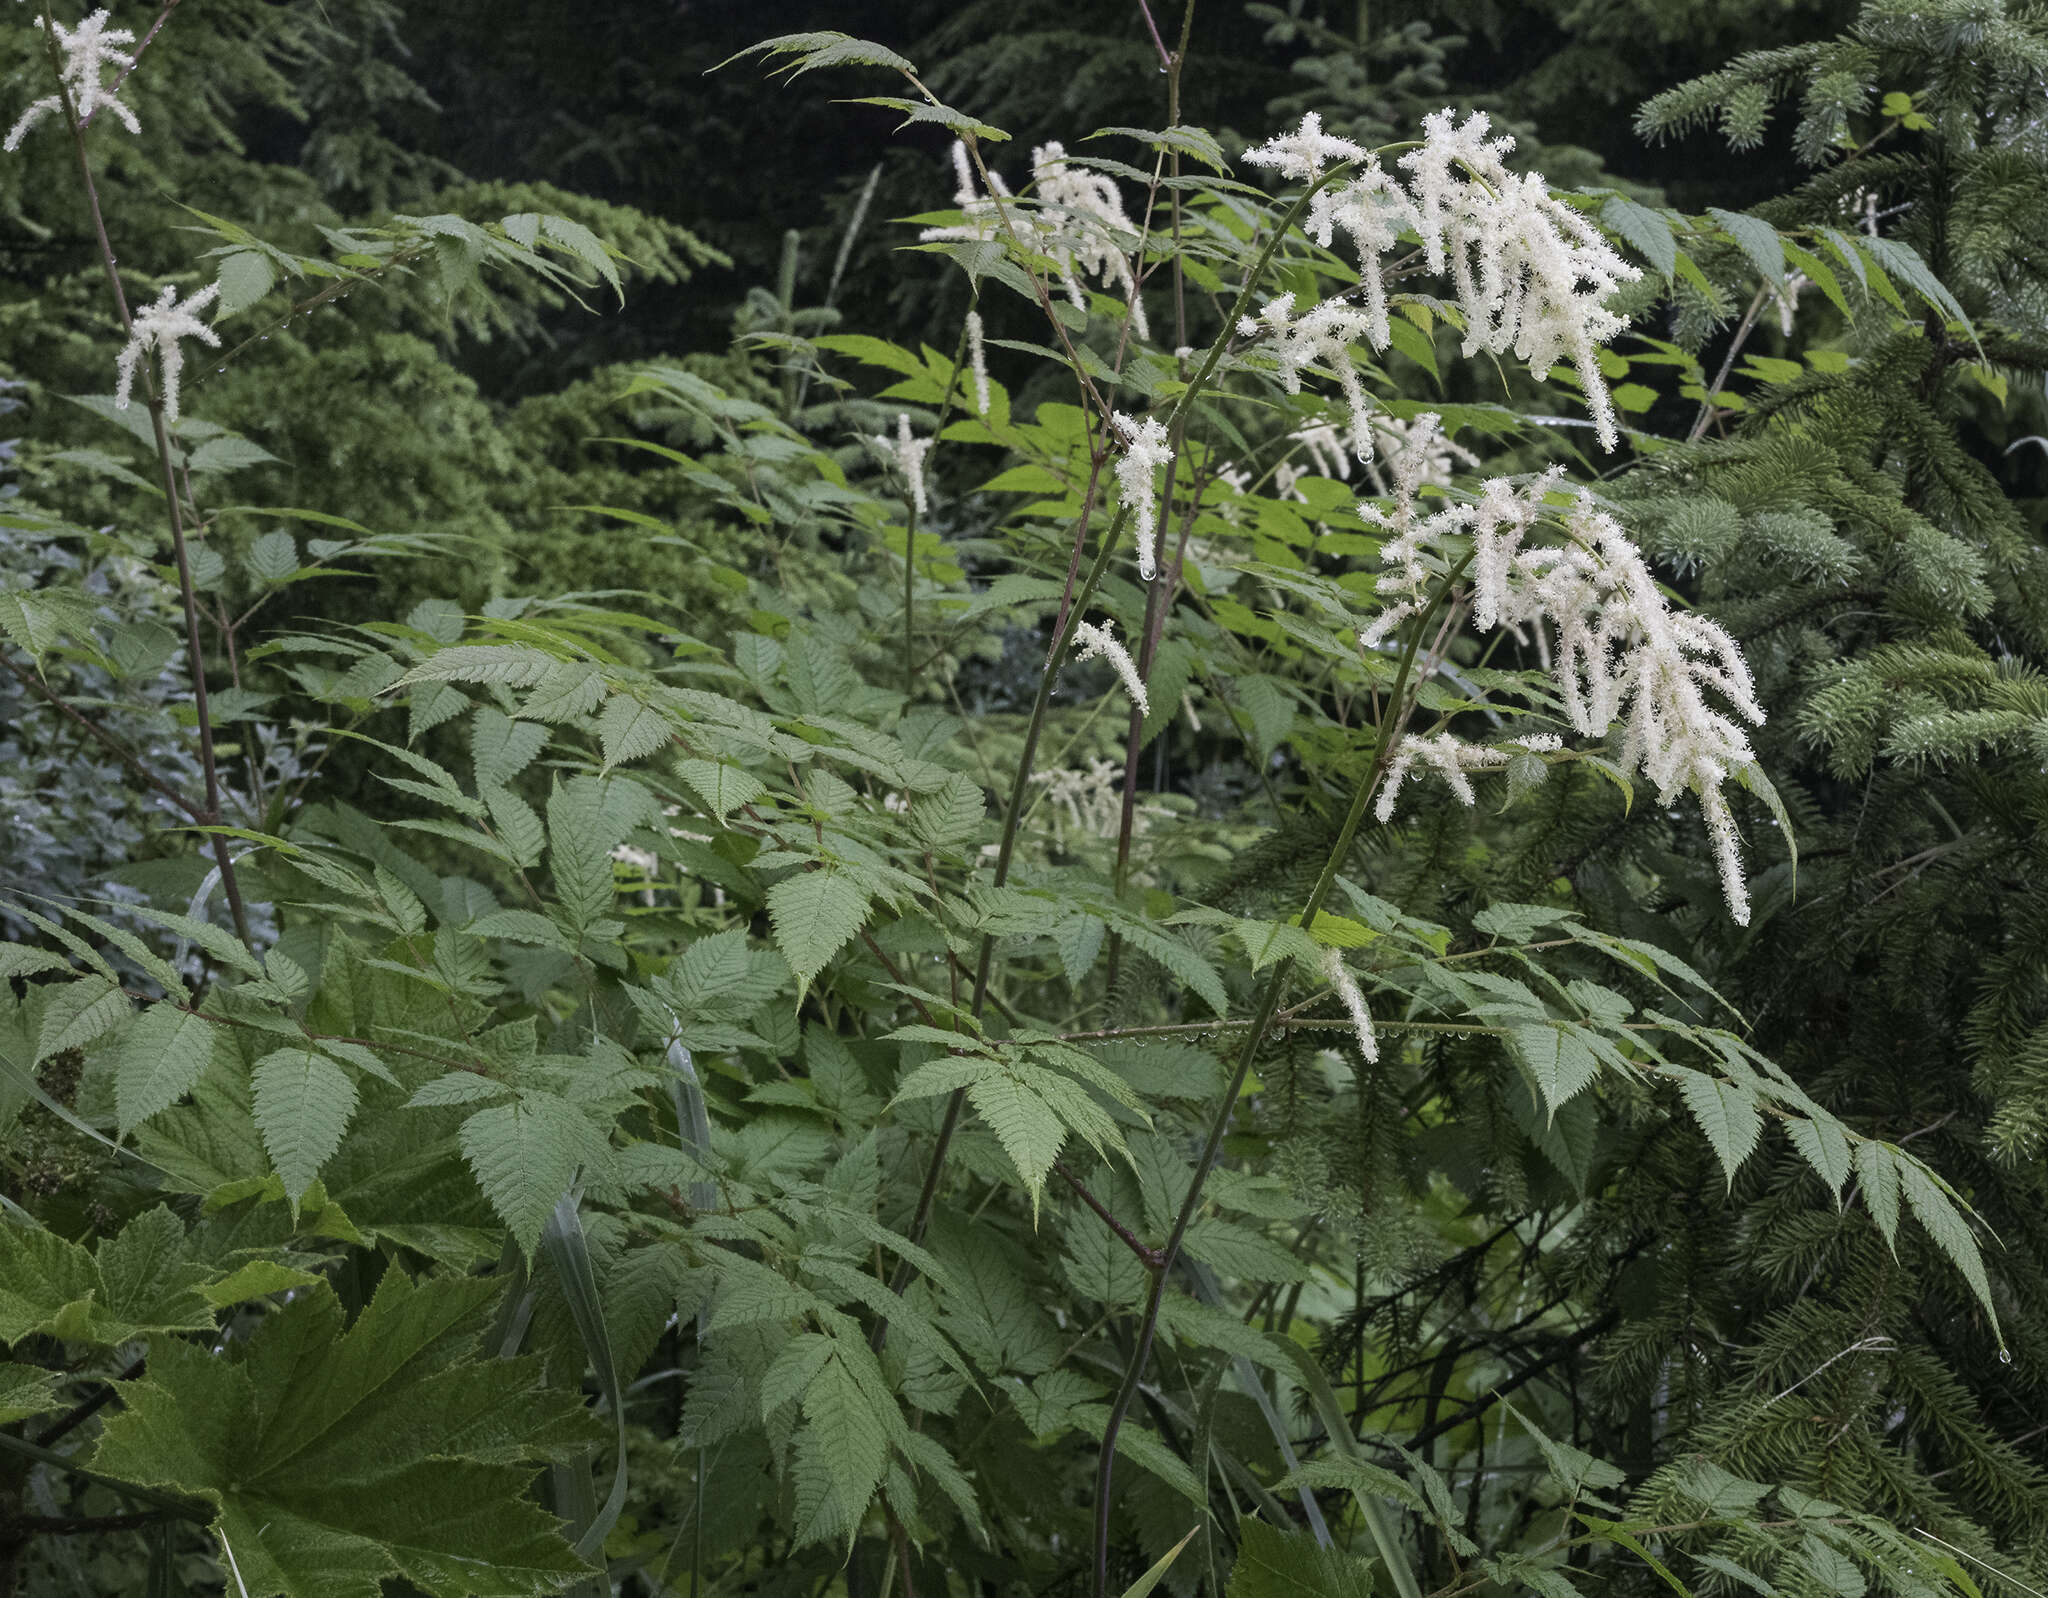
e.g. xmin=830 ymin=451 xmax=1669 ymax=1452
xmin=1031 ymin=758 xmax=1168 ymax=845
xmin=871 ymin=412 xmax=932 ymax=518
xmin=1399 ymin=110 xmax=1640 ymax=449
xmin=1031 ymin=142 xmax=1149 ymax=340
xmin=1239 ymin=110 xmax=1641 ymax=450
xmin=919 ymin=141 xmax=1147 ymax=337
xmin=1319 ymin=945 xmax=1378 ymax=1066
xmin=965 ymin=310 xmax=991 ymax=416
xmin=1236 ymin=293 xmax=1382 ymax=461
xmin=114 ymin=282 xmax=221 ymax=427
xmin=1111 ymin=412 xmax=1171 ymax=579
xmin=1359 ymin=416 xmax=1766 ymax=921
xmin=1071 ymin=618 xmax=1149 ymax=716
xmin=5 ymin=8 xmax=139 ymax=153
xmin=1375 ymin=731 xmax=1564 ymax=822
xmin=1368 ymin=412 xmax=1480 ymax=495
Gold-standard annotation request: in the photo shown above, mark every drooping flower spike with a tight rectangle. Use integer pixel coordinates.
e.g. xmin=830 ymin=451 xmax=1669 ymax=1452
xmin=920 ymin=141 xmax=1148 ymax=338
xmin=1240 ymin=111 xmax=1641 ymax=450
xmin=1071 ymin=618 xmax=1149 ymax=717
xmin=1110 ymin=413 xmax=1171 ymax=580
xmin=1359 ymin=417 xmax=1765 ymax=922
xmin=871 ymin=413 xmax=933 ymax=518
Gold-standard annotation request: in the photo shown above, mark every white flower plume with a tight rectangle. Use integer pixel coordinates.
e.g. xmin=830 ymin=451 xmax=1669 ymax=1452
xmin=871 ymin=412 xmax=932 ymax=518
xmin=1319 ymin=946 xmax=1378 ymax=1066
xmin=1111 ymin=412 xmax=1171 ymax=579
xmin=1238 ymin=110 xmax=1641 ymax=450
xmin=1237 ymin=294 xmax=1380 ymax=461
xmin=1358 ymin=418 xmax=1766 ymax=921
xmin=1072 ymin=618 xmax=1150 ymax=717
xmin=919 ymin=141 xmax=1148 ymax=337
xmin=965 ymin=310 xmax=991 ymax=416
xmin=5 ymin=9 xmax=139 ymax=153
xmin=1244 ymin=112 xmax=1365 ymax=183
xmin=114 ymin=282 xmax=222 ymax=427
xmin=1032 ymin=141 xmax=1149 ymax=339
xmin=1397 ymin=111 xmax=1640 ymax=449
xmin=1374 ymin=731 xmax=1564 ymax=823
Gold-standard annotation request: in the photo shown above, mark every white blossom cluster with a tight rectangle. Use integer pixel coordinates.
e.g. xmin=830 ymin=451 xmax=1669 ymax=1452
xmin=870 ymin=413 xmax=932 ymax=518
xmin=5 ymin=8 xmax=139 ymax=153
xmin=1319 ymin=945 xmax=1379 ymax=1066
xmin=1239 ymin=109 xmax=1642 ymax=451
xmin=1359 ymin=416 xmax=1766 ymax=921
xmin=1375 ymin=730 xmax=1563 ymax=823
xmin=919 ymin=140 xmax=1148 ymax=338
xmin=1071 ymin=617 xmax=1149 ymax=716
xmin=1235 ymin=293 xmax=1382 ymax=460
xmin=114 ymin=282 xmax=221 ymax=427
xmin=1110 ymin=412 xmax=1171 ymax=579
xmin=1032 ymin=758 xmax=1167 ymax=845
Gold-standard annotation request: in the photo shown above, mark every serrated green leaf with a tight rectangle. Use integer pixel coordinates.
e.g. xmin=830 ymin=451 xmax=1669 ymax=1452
xmin=1786 ymin=1113 xmax=1851 ymax=1203
xmin=1669 ymin=1067 xmax=1762 ymax=1188
xmin=458 ymin=1093 xmax=596 ymax=1258
xmin=1513 ymin=1025 xmax=1600 ymax=1119
xmin=114 ymin=1003 xmax=220 ymax=1137
xmin=1227 ymin=1517 xmax=1375 ymax=1598
xmin=1898 ymin=1157 xmax=1999 ymax=1327
xmin=251 ymin=1046 xmax=359 ymax=1209
xmin=767 ymin=869 xmax=873 ymax=1000
xmin=1854 ymin=1140 xmax=1901 ymax=1253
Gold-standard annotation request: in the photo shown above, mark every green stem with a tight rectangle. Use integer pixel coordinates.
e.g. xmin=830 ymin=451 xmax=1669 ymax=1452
xmin=0 ymin=1432 xmax=210 ymax=1524
xmin=1089 ymin=557 xmax=1468 ymax=1598
xmin=882 ymin=509 xmax=1127 ymax=1306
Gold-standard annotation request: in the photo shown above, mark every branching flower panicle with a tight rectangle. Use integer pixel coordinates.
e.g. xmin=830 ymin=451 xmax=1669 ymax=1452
xmin=871 ymin=412 xmax=932 ymax=518
xmin=1239 ymin=111 xmax=1640 ymax=450
xmin=1397 ymin=110 xmax=1640 ymax=449
xmin=1237 ymin=294 xmax=1381 ymax=460
xmin=1031 ymin=141 xmax=1149 ymax=340
xmin=1360 ymin=417 xmax=1766 ymax=920
xmin=1243 ymin=111 xmax=1365 ymax=182
xmin=1318 ymin=945 xmax=1379 ymax=1065
xmin=5 ymin=8 xmax=139 ymax=153
xmin=114 ymin=282 xmax=222 ymax=427
xmin=1111 ymin=412 xmax=1171 ymax=580
xmin=920 ymin=140 xmax=1147 ymax=336
xmin=1072 ymin=618 xmax=1149 ymax=717
xmin=1375 ymin=731 xmax=1563 ymax=822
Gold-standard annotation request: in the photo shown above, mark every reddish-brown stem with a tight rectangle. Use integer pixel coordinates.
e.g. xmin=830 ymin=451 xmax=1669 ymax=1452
xmin=42 ymin=5 xmax=254 ymax=950
xmin=1055 ymin=1159 xmax=1164 ymax=1268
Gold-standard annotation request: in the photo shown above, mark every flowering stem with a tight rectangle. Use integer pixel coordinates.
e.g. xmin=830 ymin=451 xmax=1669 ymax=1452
xmin=80 ymin=0 xmax=180 ymax=130
xmin=1089 ymin=556 xmax=1468 ymax=1598
xmin=905 ymin=296 xmax=979 ymax=701
xmin=887 ymin=153 xmax=1375 ymax=1306
xmin=39 ymin=3 xmax=254 ymax=951
xmin=886 ymin=510 xmax=1129 ymax=1288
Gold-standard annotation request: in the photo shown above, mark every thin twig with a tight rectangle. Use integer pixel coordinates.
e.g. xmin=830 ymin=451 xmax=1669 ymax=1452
xmin=79 ymin=0 xmax=181 ymax=129
xmin=1055 ymin=1159 xmax=1164 ymax=1268
xmin=0 ymin=652 xmax=203 ymax=820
